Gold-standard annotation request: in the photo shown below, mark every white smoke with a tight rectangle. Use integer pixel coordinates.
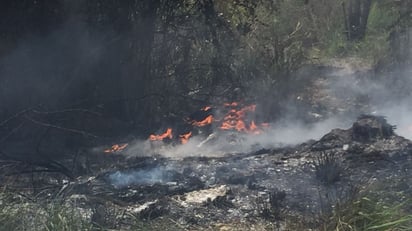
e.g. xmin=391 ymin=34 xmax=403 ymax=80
xmin=112 ymin=59 xmax=412 ymax=159
xmin=326 ymin=63 xmax=412 ymax=140
xmin=108 ymin=165 xmax=173 ymax=188
xmin=117 ymin=116 xmax=349 ymax=159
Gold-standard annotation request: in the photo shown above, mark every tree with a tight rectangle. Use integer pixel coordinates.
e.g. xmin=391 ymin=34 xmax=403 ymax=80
xmin=343 ymin=0 xmax=372 ymax=41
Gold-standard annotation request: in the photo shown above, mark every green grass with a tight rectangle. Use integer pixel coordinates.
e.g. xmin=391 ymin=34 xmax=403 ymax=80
xmin=319 ymin=0 xmax=400 ymax=65
xmin=322 ymin=170 xmax=412 ymax=231
xmin=0 ymin=192 xmax=97 ymax=231
xmin=330 ymin=197 xmax=412 ymax=231
xmin=41 ymin=203 xmax=96 ymax=231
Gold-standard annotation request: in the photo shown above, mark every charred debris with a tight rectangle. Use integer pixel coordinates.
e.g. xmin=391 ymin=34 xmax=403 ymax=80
xmin=0 ymin=114 xmax=411 ymax=229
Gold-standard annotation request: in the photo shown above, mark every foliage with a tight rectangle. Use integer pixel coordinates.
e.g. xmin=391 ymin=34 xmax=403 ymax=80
xmin=1 ymin=1 xmax=412 ymax=195
xmin=345 ymin=0 xmax=399 ymax=62
xmin=41 ymin=203 xmax=96 ymax=231
xmin=323 ymin=175 xmax=412 ymax=231
xmin=1 ymin=0 xmax=410 ymax=135
xmin=327 ymin=196 xmax=412 ymax=231
xmin=0 ymin=193 xmax=96 ymax=231
xmin=307 ymin=0 xmax=411 ymax=64
xmin=0 ymin=193 xmax=21 ymax=231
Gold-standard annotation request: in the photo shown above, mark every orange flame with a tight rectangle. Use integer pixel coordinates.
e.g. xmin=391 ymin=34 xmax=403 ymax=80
xmin=219 ymin=103 xmax=261 ymax=133
xmin=104 ymin=143 xmax=128 ymax=153
xmin=179 ymin=131 xmax=192 ymax=144
xmin=249 ymin=121 xmax=257 ymax=130
xmin=149 ymin=128 xmax=173 ymax=141
xmin=147 ymin=103 xmax=269 ymax=145
xmin=191 ymin=115 xmax=214 ymax=127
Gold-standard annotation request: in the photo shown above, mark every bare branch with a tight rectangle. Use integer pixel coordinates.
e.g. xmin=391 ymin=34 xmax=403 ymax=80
xmin=31 ymin=108 xmax=102 ymax=116
xmin=24 ymin=116 xmax=98 ymax=138
xmin=0 ymin=107 xmax=35 ymax=127
xmin=0 ymin=122 xmax=25 ymax=144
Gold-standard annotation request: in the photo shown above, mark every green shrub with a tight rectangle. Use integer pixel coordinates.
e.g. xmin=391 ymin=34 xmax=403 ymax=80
xmin=327 ymin=196 xmax=412 ymax=231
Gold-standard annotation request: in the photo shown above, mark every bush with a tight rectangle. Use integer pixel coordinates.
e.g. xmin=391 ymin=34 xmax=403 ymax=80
xmin=314 ymin=151 xmax=342 ymax=185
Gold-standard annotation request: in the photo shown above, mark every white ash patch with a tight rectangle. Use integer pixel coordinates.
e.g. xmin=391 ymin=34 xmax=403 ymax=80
xmin=175 ymin=185 xmax=229 ymax=207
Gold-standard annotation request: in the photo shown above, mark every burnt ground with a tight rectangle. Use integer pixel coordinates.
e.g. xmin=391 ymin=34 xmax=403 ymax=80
xmin=89 ymin=116 xmax=412 ymax=229
xmin=1 ymin=64 xmax=412 ymax=230
xmin=1 ymin=115 xmax=411 ymax=230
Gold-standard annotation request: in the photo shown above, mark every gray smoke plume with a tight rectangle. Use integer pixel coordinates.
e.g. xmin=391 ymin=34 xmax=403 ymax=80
xmin=108 ymin=165 xmax=174 ymax=188
xmin=119 ymin=60 xmax=412 ymax=159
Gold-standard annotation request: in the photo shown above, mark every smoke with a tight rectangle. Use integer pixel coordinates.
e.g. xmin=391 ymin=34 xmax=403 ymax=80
xmin=325 ymin=63 xmax=412 ymax=140
xmin=3 ymin=17 xmax=395 ymax=159
xmin=117 ymin=116 xmax=348 ymax=159
xmin=119 ymin=58 xmax=412 ymax=158
xmin=0 ymin=17 xmax=134 ymax=156
xmin=108 ymin=165 xmax=174 ymax=188
xmin=374 ymin=99 xmax=412 ymax=139
xmin=0 ymin=20 xmax=106 ymax=114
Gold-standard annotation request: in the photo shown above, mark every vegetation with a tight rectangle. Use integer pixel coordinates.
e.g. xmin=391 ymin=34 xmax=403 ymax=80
xmin=314 ymin=151 xmax=342 ymax=185
xmin=1 ymin=0 xmax=411 ymax=139
xmin=0 ymin=192 xmax=96 ymax=231
xmin=319 ymin=171 xmax=412 ymax=231
xmin=325 ymin=195 xmax=412 ymax=231
xmin=1 ymin=1 xmax=412 ymax=230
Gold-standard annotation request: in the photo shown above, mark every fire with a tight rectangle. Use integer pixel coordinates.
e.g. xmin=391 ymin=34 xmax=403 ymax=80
xmin=179 ymin=131 xmax=192 ymax=144
xmin=249 ymin=121 xmax=258 ymax=130
xmin=147 ymin=102 xmax=269 ymax=145
xmin=191 ymin=115 xmax=214 ymax=127
xmin=149 ymin=128 xmax=173 ymax=141
xmin=104 ymin=143 xmax=128 ymax=153
xmin=219 ymin=102 xmax=262 ymax=133
xmin=249 ymin=121 xmax=261 ymax=134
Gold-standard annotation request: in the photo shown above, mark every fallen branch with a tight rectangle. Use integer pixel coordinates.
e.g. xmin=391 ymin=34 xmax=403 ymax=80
xmin=32 ymin=108 xmax=101 ymax=116
xmin=0 ymin=106 xmax=101 ymax=127
xmin=25 ymin=116 xmax=98 ymax=138
xmin=0 ymin=121 xmax=25 ymax=144
xmin=2 ymin=155 xmax=74 ymax=179
xmin=0 ymin=107 xmax=35 ymax=127
xmin=0 ymin=150 xmax=74 ymax=179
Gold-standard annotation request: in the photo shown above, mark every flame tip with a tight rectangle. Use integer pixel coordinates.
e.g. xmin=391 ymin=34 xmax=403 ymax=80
xmin=148 ymin=102 xmax=268 ymax=145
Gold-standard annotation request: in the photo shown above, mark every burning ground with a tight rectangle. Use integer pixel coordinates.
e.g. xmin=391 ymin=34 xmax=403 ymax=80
xmin=1 ymin=1 xmax=412 ymax=229
xmin=1 ymin=111 xmax=412 ymax=230
xmin=1 ymin=64 xmax=412 ymax=230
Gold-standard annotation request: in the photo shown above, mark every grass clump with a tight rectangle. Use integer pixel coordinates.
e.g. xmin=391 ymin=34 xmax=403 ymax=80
xmin=41 ymin=203 xmax=96 ymax=231
xmin=0 ymin=192 xmax=97 ymax=231
xmin=314 ymin=151 xmax=342 ymax=185
xmin=0 ymin=193 xmax=22 ymax=231
xmin=326 ymin=195 xmax=412 ymax=231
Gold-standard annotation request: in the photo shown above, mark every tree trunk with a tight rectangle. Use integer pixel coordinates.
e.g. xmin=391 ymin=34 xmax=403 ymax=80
xmin=344 ymin=0 xmax=372 ymax=41
xmin=120 ymin=0 xmax=161 ymax=128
